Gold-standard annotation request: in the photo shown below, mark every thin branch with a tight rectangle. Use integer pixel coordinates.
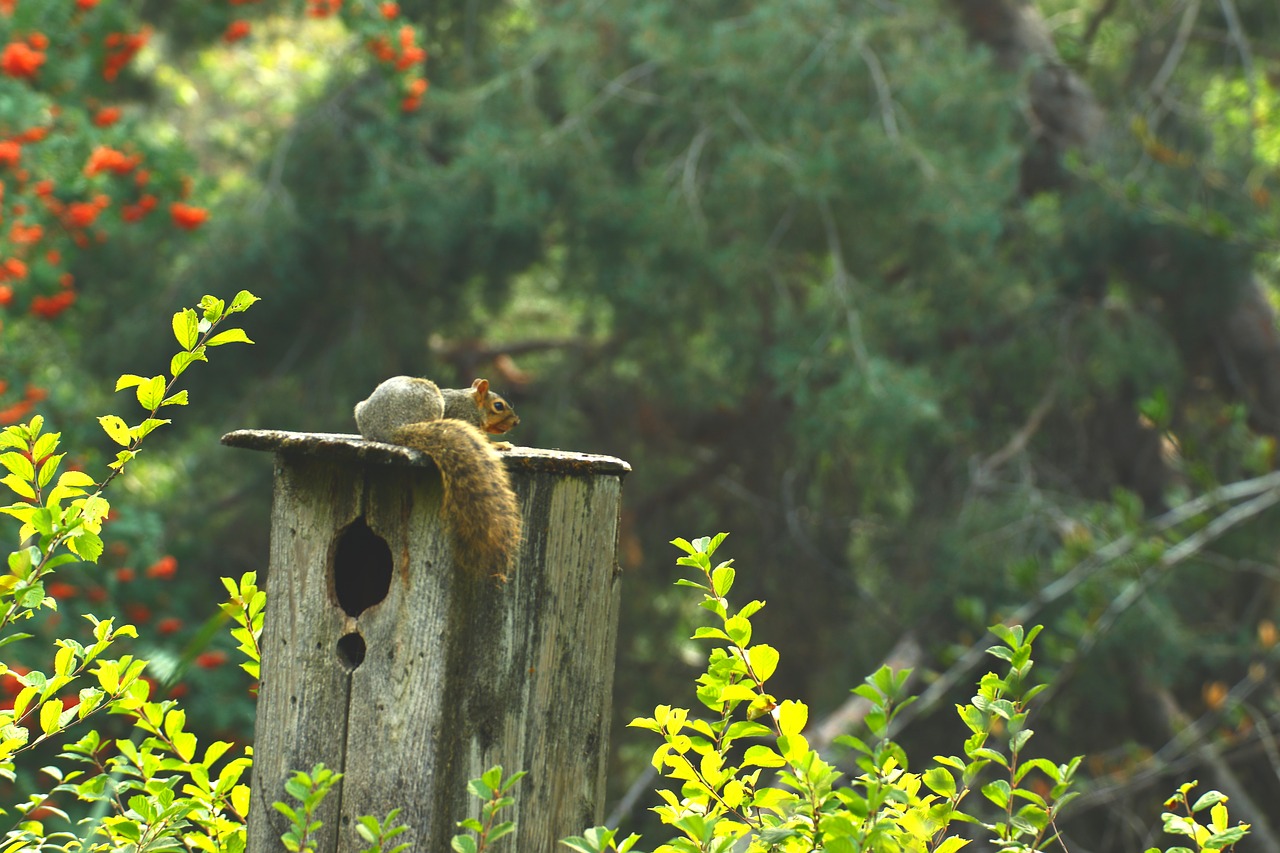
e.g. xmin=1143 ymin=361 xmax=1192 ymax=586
xmin=1081 ymin=0 xmax=1121 ymax=52
xmin=1161 ymin=486 xmax=1280 ymax=565
xmin=1215 ymin=0 xmax=1257 ymax=152
xmin=817 ymin=199 xmax=879 ymax=393
xmin=543 ymin=61 xmax=659 ymax=143
xmin=1216 ymin=0 xmax=1256 ymax=86
xmin=1151 ymin=686 xmax=1280 ymax=852
xmin=680 ymin=125 xmax=711 ymax=234
xmin=888 ymin=470 xmax=1280 ymax=736
xmin=1149 ymin=0 xmax=1200 ymax=98
xmin=1058 ymin=662 xmax=1278 ymax=816
xmin=1244 ymin=701 xmax=1280 ymax=786
xmin=807 ymin=632 xmax=922 ymax=753
xmin=605 ymin=764 xmax=658 ymax=829
xmin=855 ymin=39 xmax=899 ymax=140
xmin=971 ymin=382 xmax=1057 ymax=486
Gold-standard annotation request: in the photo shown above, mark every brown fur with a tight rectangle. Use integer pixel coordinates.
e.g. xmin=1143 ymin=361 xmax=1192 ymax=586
xmin=391 ymin=419 xmax=521 ymax=579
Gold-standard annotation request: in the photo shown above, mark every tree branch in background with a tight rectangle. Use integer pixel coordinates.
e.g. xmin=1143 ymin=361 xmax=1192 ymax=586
xmin=806 ymin=631 xmax=922 ymax=754
xmin=888 ymin=470 xmax=1280 ymax=738
xmin=1148 ymin=685 xmax=1280 ymax=852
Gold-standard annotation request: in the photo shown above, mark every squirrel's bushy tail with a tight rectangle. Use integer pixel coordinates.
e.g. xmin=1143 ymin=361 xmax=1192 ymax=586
xmin=391 ymin=420 xmax=521 ymax=579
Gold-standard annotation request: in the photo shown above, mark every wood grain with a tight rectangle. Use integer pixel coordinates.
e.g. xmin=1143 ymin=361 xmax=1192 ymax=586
xmin=227 ymin=433 xmax=627 ymax=852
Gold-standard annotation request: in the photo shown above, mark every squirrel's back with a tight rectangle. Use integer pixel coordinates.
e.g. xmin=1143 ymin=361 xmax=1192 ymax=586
xmin=354 ymin=376 xmax=521 ymax=580
xmin=354 ymin=376 xmax=446 ymax=443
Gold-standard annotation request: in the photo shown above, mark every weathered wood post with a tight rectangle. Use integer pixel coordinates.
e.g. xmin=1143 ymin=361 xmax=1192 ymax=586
xmin=221 ymin=430 xmax=629 ymax=853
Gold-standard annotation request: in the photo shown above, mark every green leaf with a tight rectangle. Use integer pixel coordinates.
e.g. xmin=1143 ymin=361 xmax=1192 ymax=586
xmin=130 ymin=419 xmax=171 ymax=441
xmin=207 ymin=328 xmax=254 ymax=346
xmin=1205 ymin=827 xmax=1249 ymax=847
xmin=451 ymin=835 xmax=478 ymax=853
xmin=170 ymin=348 xmax=207 ymax=378
xmin=982 ymin=779 xmax=1011 ymax=809
xmin=199 ymin=295 xmax=227 ymax=322
xmin=39 ymin=698 xmax=64 ymax=736
xmin=724 ymin=615 xmax=751 ymax=646
xmin=161 ymin=391 xmax=189 ymax=407
xmin=711 ymin=564 xmax=735 ymax=597
xmin=1190 ymin=790 xmax=1228 ymax=812
xmin=0 ymin=452 xmax=34 ymax=481
xmin=1 ymin=474 xmax=35 ymax=500
xmin=723 ymin=720 xmax=772 ymax=740
xmin=173 ymin=308 xmax=200 ymax=350
xmin=37 ymin=453 xmax=64 ymax=489
xmin=228 ymin=290 xmax=260 ymax=313
xmin=173 ymin=731 xmax=197 ymax=762
xmin=109 ymin=449 xmax=137 ymax=470
xmin=746 ymin=644 xmax=779 ymax=683
xmin=741 ymin=745 xmax=785 ymax=767
xmin=137 ymin=376 xmax=167 ymax=410
xmin=98 ymin=416 xmax=131 ymax=447
xmin=560 ymin=836 xmax=602 ymax=853
xmin=924 ymin=766 xmax=957 ymax=798
xmin=57 ymin=471 xmax=96 ymax=489
xmin=488 ymin=821 xmax=516 ymax=843
xmin=115 ymin=374 xmax=147 ymax=391
xmin=53 ymin=645 xmax=76 ymax=676
xmin=29 ymin=432 xmax=56 ymax=459
xmin=68 ymin=531 xmax=104 ymax=563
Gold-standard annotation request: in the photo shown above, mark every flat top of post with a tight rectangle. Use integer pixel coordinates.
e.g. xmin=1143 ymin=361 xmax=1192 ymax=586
xmin=221 ymin=429 xmax=631 ymax=476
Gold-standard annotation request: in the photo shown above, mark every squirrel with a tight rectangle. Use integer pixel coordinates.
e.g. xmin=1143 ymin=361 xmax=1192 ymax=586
xmin=354 ymin=377 xmax=521 ymax=580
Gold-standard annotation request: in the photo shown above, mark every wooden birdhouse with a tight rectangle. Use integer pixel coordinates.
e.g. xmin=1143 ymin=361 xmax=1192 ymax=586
xmin=221 ymin=430 xmax=629 ymax=853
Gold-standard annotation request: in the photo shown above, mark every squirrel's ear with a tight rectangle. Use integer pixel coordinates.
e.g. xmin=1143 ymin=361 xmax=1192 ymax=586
xmin=471 ymin=378 xmax=490 ymax=398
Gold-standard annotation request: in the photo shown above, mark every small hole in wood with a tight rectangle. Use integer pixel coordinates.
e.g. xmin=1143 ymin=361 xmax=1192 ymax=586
xmin=337 ymin=632 xmax=366 ymax=670
xmin=332 ymin=517 xmax=392 ymax=617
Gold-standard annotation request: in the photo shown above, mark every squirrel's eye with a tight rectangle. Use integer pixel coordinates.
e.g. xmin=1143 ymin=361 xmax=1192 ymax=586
xmin=494 ymin=402 xmax=506 ymax=411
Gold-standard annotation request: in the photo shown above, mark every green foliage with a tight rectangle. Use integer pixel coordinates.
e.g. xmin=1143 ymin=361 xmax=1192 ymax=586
xmin=353 ymin=808 xmax=412 ymax=853
xmin=567 ymin=536 xmax=1248 ymax=853
xmin=8 ymin=1 xmax=1280 ymax=847
xmin=1146 ymin=782 xmax=1250 ymax=853
xmin=0 ymin=293 xmax=256 ymax=849
xmin=220 ymin=572 xmax=264 ymax=682
xmin=451 ymin=765 xmax=526 ymax=853
xmin=275 ymin=763 xmax=342 ymax=853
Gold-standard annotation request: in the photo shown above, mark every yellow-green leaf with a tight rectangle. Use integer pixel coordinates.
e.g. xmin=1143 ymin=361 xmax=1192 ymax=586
xmin=0 ymin=452 xmax=34 ymax=480
xmin=776 ymin=699 xmax=808 ymax=736
xmin=95 ymin=661 xmax=119 ymax=694
xmin=206 ymin=328 xmax=253 ymax=347
xmin=173 ymin=308 xmax=199 ymax=350
xmin=98 ymin=416 xmax=131 ymax=447
xmin=39 ymin=699 xmax=63 ymax=736
xmin=136 ymin=376 xmax=167 ymax=411
xmin=1 ymin=474 xmax=35 ymax=500
xmin=36 ymin=453 xmax=64 ymax=489
xmin=230 ymin=784 xmax=250 ymax=818
xmin=13 ymin=686 xmax=35 ymax=720
xmin=54 ymin=645 xmax=76 ymax=677
xmin=57 ymin=471 xmax=96 ymax=489
xmin=173 ymin=731 xmax=197 ymax=762
xmin=228 ymin=291 xmax=259 ymax=313
xmin=747 ymin=644 xmax=779 ymax=683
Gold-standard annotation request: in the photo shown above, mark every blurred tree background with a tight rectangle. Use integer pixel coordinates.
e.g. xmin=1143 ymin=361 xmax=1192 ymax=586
xmin=6 ymin=0 xmax=1280 ymax=848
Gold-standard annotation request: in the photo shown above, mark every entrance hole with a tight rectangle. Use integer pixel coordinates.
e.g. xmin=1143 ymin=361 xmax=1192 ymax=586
xmin=332 ymin=517 xmax=392 ymax=617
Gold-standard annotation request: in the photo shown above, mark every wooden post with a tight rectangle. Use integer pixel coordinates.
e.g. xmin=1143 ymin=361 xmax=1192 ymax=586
xmin=221 ymin=430 xmax=629 ymax=853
